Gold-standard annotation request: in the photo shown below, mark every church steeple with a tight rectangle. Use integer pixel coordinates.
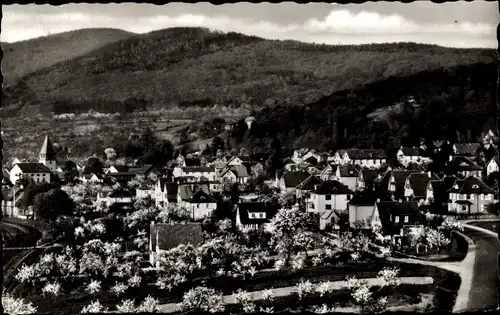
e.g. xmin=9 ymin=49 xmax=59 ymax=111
xmin=39 ymin=135 xmax=56 ymax=172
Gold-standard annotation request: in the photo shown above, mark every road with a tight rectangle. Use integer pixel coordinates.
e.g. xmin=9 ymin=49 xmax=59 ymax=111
xmin=462 ymin=226 xmax=500 ymax=311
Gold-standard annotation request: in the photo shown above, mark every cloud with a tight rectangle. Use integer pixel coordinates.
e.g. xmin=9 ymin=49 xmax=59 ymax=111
xmin=1 ymin=8 xmax=496 ymax=48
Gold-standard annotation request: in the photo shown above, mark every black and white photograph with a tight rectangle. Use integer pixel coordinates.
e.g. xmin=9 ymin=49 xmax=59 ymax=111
xmin=0 ymin=1 xmax=499 ymax=314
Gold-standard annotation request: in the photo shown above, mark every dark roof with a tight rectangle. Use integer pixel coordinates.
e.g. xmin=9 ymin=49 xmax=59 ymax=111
xmin=449 ymin=176 xmax=495 ymax=194
xmin=348 ymin=190 xmax=379 ymax=206
xmin=400 ymin=147 xmax=422 ymax=156
xmin=189 ymin=189 xmax=217 ymax=203
xmin=488 ymin=155 xmax=499 ymax=166
xmin=453 ymin=143 xmax=481 ymax=156
xmin=312 ymin=180 xmax=354 ymax=195
xmin=39 ymin=135 xmax=56 ymax=159
xmin=107 ymin=172 xmax=136 ymax=177
xmin=129 ymin=164 xmax=154 ymax=175
xmin=182 ymin=166 xmax=215 ymax=173
xmin=346 ymin=149 xmax=387 ymax=160
xmin=237 ymin=202 xmax=278 ymax=225
xmin=361 ymin=170 xmax=379 ymax=185
xmin=282 ymin=171 xmax=310 ymax=188
xmin=184 ymin=158 xmax=202 ymax=167
xmin=407 ymin=172 xmax=439 ymax=198
xmin=305 ymin=156 xmax=319 ymax=165
xmin=164 ymin=183 xmax=179 ymax=202
xmin=390 ymin=170 xmax=413 ymax=198
xmin=152 ymin=223 xmax=204 ymax=251
xmin=178 ymin=184 xmax=210 ymax=201
xmin=14 ymin=163 xmax=51 ymax=173
xmin=250 ymin=153 xmax=270 ymax=163
xmin=376 ymin=201 xmax=424 ymax=234
xmin=108 ymin=188 xmax=134 ymax=198
xmin=296 ymin=175 xmax=323 ymax=190
xmin=448 ymin=156 xmax=483 ymax=171
xmin=228 ymin=165 xmax=249 ymax=178
xmin=455 ymin=200 xmax=474 ymax=205
xmin=338 ymin=164 xmax=361 ymax=177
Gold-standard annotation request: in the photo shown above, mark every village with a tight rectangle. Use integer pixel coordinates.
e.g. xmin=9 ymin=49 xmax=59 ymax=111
xmin=1 ymin=129 xmax=499 ymax=313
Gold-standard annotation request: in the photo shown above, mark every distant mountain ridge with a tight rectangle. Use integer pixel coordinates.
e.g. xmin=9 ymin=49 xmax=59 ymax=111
xmin=2 ymin=28 xmax=135 ymax=86
xmin=2 ymin=27 xmax=496 ymax=117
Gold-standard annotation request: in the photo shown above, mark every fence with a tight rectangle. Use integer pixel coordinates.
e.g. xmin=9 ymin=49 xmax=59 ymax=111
xmin=449 ymin=213 xmax=500 ymax=220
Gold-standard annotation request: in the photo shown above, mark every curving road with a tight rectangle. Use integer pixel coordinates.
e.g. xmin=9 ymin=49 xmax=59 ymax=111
xmin=462 ymin=226 xmax=500 ymax=311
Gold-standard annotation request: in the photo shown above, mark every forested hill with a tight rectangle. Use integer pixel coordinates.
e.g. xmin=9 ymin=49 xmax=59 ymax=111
xmin=229 ymin=61 xmax=497 ymax=155
xmin=2 ymin=28 xmax=135 ymax=87
xmin=2 ymin=27 xmax=496 ymax=117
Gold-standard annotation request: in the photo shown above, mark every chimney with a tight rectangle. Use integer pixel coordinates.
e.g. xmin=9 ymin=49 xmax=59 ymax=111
xmin=449 ymin=155 xmax=453 ymax=162
xmin=399 ymin=198 xmax=402 ymax=203
xmin=427 ymin=171 xmax=432 ymax=178
xmin=376 ymin=198 xmax=381 ymax=203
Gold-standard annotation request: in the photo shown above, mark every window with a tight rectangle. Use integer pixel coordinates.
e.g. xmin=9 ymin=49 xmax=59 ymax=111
xmin=394 ymin=216 xmax=400 ymax=223
xmin=347 ymin=195 xmax=351 ymax=200
xmin=472 ymin=184 xmax=479 ymax=189
xmin=482 ymin=205 xmax=488 ymax=212
xmin=259 ymin=213 xmax=264 ymax=218
xmin=325 ymin=205 xmax=332 ymax=210
xmin=404 ymin=216 xmax=409 ymax=223
xmin=462 ymin=205 xmax=467 ymax=211
xmin=325 ymin=195 xmax=332 ymax=200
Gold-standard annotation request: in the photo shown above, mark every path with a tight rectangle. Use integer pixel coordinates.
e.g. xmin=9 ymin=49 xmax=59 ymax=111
xmin=156 ymin=276 xmax=434 ymax=313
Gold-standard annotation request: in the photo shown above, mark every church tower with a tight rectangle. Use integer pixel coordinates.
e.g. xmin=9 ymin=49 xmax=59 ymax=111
xmin=39 ymin=135 xmax=57 ymax=172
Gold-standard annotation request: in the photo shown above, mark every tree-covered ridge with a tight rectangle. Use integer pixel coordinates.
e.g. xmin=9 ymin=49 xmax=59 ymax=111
xmin=1 ymin=28 xmax=135 ymax=86
xmin=2 ymin=27 xmax=496 ymax=116
xmin=230 ymin=61 xmax=497 ymax=155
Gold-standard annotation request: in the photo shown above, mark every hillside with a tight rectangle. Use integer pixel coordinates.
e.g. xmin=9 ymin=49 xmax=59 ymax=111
xmin=1 ymin=28 xmax=135 ymax=86
xmin=2 ymin=27 xmax=496 ymax=117
xmin=230 ymin=61 xmax=497 ymax=156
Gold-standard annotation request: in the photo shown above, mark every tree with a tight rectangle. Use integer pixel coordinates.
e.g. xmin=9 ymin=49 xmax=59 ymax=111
xmin=34 ymin=188 xmax=75 ymax=226
xmin=179 ymin=286 xmax=225 ymax=313
xmin=211 ymin=136 xmax=225 ymax=153
xmin=84 ymin=157 xmax=104 ymax=175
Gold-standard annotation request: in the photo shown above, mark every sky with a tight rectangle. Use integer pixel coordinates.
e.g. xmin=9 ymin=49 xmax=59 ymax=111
xmin=2 ymin=2 xmax=498 ymax=48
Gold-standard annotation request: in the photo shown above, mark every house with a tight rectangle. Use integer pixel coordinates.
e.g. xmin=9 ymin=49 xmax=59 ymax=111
xmin=307 ymin=180 xmax=354 ymax=213
xmin=38 ymin=135 xmax=57 ymax=172
xmin=128 ymin=164 xmax=157 ymax=178
xmin=335 ymin=164 xmax=363 ymax=192
xmin=79 ymin=173 xmax=103 ymax=183
xmin=486 ymin=155 xmax=499 ymax=176
xmin=453 ymin=143 xmax=481 ymax=158
xmin=135 ymin=179 xmax=156 ymax=199
xmin=218 ymin=165 xmax=250 ymax=185
xmin=347 ymin=190 xmax=380 ymax=229
xmin=182 ymin=189 xmax=218 ymax=221
xmin=295 ymin=175 xmax=323 ymax=199
xmin=446 ymin=156 xmax=483 ymax=178
xmin=235 ymin=202 xmax=278 ymax=232
xmin=173 ymin=166 xmax=216 ymax=182
xmin=177 ymin=183 xmax=210 ymax=208
xmin=396 ymin=147 xmax=431 ymax=166
xmin=360 ymin=169 xmax=380 ymax=191
xmin=10 ymin=163 xmax=52 ymax=185
xmin=404 ymin=172 xmax=440 ymax=202
xmin=337 ymin=149 xmax=387 ymax=168
xmin=97 ymin=188 xmax=134 ymax=208
xmin=183 ymin=157 xmax=202 ymax=167
xmin=292 ymin=149 xmax=322 ymax=165
xmin=154 ymin=178 xmax=178 ymax=208
xmin=387 ymin=171 xmax=413 ymax=200
xmin=2 ymin=187 xmax=24 ymax=217
xmin=329 ymin=149 xmax=346 ymax=164
xmin=371 ymin=201 xmax=424 ymax=236
xmin=106 ymin=165 xmax=131 ymax=175
xmin=278 ymin=170 xmax=310 ymax=195
xmin=448 ymin=176 xmax=496 ymax=214
xmin=425 ymin=175 xmax=457 ymax=208
xmin=149 ymin=222 xmax=204 ymax=268
xmin=2 ymin=169 xmax=12 ymax=187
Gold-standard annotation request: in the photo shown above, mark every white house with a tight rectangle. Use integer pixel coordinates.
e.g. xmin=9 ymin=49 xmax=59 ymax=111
xmin=404 ymin=172 xmax=439 ymax=201
xmin=97 ymin=188 xmax=134 ymax=208
xmin=182 ymin=189 xmax=218 ymax=221
xmin=173 ymin=166 xmax=216 ymax=181
xmin=307 ymin=180 xmax=354 ymax=213
xmin=448 ymin=176 xmax=496 ymax=213
xmin=154 ymin=178 xmax=178 ymax=208
xmin=336 ymin=164 xmax=363 ymax=192
xmin=277 ymin=170 xmax=310 ymax=195
xmin=396 ymin=147 xmax=431 ymax=166
xmin=292 ymin=149 xmax=322 ymax=165
xmin=452 ymin=143 xmax=481 ymax=157
xmin=218 ymin=165 xmax=250 ymax=185
xmin=235 ymin=202 xmax=277 ymax=232
xmin=347 ymin=192 xmax=379 ymax=229
xmin=486 ymin=155 xmax=499 ymax=176
xmin=10 ymin=163 xmax=52 ymax=185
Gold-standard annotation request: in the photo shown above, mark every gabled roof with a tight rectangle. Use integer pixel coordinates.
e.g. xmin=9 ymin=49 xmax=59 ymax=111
xmin=152 ymin=223 xmax=204 ymax=251
xmin=449 ymin=176 xmax=495 ymax=194
xmin=448 ymin=156 xmax=483 ymax=171
xmin=400 ymin=147 xmax=422 ymax=156
xmin=406 ymin=172 xmax=440 ymax=198
xmin=296 ymin=175 xmax=323 ymax=190
xmin=236 ymin=202 xmax=278 ymax=225
xmin=345 ymin=149 xmax=387 ymax=160
xmin=282 ymin=171 xmax=310 ymax=188
xmin=184 ymin=158 xmax=202 ymax=167
xmin=188 ymin=189 xmax=217 ymax=204
xmin=361 ymin=169 xmax=379 ymax=185
xmin=108 ymin=188 xmax=134 ymax=198
xmin=110 ymin=165 xmax=131 ymax=173
xmin=312 ymin=180 xmax=354 ymax=195
xmin=348 ymin=190 xmax=380 ymax=206
xmin=39 ymin=135 xmax=56 ymax=159
xmin=453 ymin=143 xmax=481 ymax=156
xmin=376 ymin=201 xmax=421 ymax=216
xmin=129 ymin=164 xmax=154 ymax=175
xmin=390 ymin=170 xmax=413 ymax=198
xmin=250 ymin=153 xmax=270 ymax=163
xmin=305 ymin=156 xmax=319 ymax=165
xmin=14 ymin=163 xmax=51 ymax=173
xmin=337 ymin=164 xmax=361 ymax=178
xmin=487 ymin=155 xmax=499 ymax=166
xmin=228 ymin=165 xmax=249 ymax=178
